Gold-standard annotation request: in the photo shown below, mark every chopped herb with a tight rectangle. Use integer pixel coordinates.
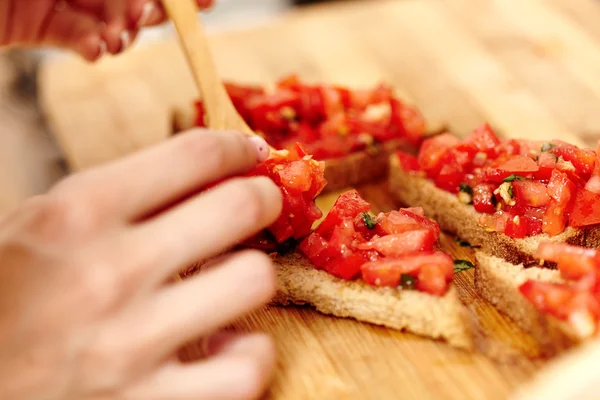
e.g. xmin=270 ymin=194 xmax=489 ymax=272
xmin=459 ymin=183 xmax=473 ymax=195
xmin=454 ymin=237 xmax=471 ymax=247
xmin=454 ymin=259 xmax=475 ymax=273
xmin=541 ymin=142 xmax=555 ymax=152
xmin=507 ymin=185 xmax=514 ymax=198
xmin=399 ymin=274 xmax=417 ymax=289
xmin=503 ymin=174 xmax=525 ymax=183
xmin=363 ymin=213 xmax=377 ymax=230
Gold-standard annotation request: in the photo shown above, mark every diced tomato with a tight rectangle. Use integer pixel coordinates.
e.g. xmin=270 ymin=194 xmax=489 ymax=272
xmin=569 ymin=189 xmax=600 ymax=228
xmin=390 ymin=98 xmax=426 ymax=145
xmin=497 ymin=155 xmax=539 ymax=173
xmin=326 ymin=252 xmax=371 ymax=280
xmin=550 ymin=140 xmax=596 ymax=176
xmin=244 ymin=149 xmax=326 ymax=245
xmin=360 ymin=251 xmax=453 ymax=296
xmin=395 ymin=151 xmax=420 ymax=173
xmin=417 ymin=260 xmax=454 ymax=297
xmin=479 ymin=212 xmax=509 ymax=233
xmin=418 ymin=133 xmax=461 ymax=176
xmin=435 ymin=160 xmax=465 ymax=193
xmin=513 ymin=181 xmax=550 ymax=208
xmin=472 ymin=184 xmax=497 ymax=214
xmin=543 ymin=169 xmax=575 ymax=237
xmin=519 ymin=281 xmax=580 ymax=321
xmin=503 ymin=213 xmax=529 ymax=239
xmin=355 ymin=229 xmax=436 ymax=257
xmin=315 ymin=190 xmax=371 ymax=236
xmin=404 ymin=207 xmax=425 ymax=217
xmin=536 ymin=242 xmax=600 ymax=281
xmin=378 ymin=209 xmax=441 ymax=240
xmin=465 ymin=123 xmax=501 ymax=155
xmin=534 ymin=151 xmax=558 ymax=181
xmin=584 ymin=141 xmax=600 ymax=194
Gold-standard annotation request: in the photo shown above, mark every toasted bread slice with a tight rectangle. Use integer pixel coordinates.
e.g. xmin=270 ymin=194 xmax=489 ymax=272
xmin=474 ymin=251 xmax=593 ymax=355
xmin=270 ymin=252 xmax=473 ymax=350
xmin=388 ymin=154 xmax=600 ymax=266
xmin=172 ymin=105 xmax=446 ymax=192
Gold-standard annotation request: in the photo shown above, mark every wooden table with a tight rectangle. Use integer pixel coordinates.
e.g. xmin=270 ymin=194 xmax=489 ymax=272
xmin=1 ymin=0 xmax=599 ymax=398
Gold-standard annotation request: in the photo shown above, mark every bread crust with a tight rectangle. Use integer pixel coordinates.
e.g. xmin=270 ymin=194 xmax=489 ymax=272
xmin=474 ymin=251 xmax=587 ymax=356
xmin=271 ymin=252 xmax=473 ymax=350
xmin=388 ymin=154 xmax=600 ymax=266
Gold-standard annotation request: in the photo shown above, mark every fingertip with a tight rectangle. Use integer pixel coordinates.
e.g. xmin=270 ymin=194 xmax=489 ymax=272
xmin=248 ymin=136 xmax=271 ymax=162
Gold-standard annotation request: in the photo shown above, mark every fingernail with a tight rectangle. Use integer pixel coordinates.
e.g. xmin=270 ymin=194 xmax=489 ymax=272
xmin=248 ymin=136 xmax=270 ymax=162
xmin=119 ymin=30 xmax=131 ymax=52
xmin=138 ymin=1 xmax=157 ymax=27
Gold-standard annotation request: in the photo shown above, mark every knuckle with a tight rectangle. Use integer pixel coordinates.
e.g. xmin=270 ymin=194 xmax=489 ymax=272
xmin=72 ymin=259 xmax=121 ymax=313
xmin=45 ymin=180 xmax=102 ymax=236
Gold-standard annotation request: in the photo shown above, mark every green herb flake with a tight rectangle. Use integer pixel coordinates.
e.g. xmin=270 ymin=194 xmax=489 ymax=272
xmin=454 ymin=237 xmax=472 ymax=247
xmin=362 ymin=213 xmax=377 ymax=230
xmin=459 ymin=183 xmax=473 ymax=195
xmin=503 ymin=174 xmax=525 ymax=183
xmin=399 ymin=274 xmax=417 ymax=289
xmin=541 ymin=142 xmax=555 ymax=152
xmin=454 ymin=259 xmax=475 ymax=273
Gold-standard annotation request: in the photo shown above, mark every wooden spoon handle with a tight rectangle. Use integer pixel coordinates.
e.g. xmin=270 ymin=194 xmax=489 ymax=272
xmin=162 ymin=0 xmax=254 ymax=135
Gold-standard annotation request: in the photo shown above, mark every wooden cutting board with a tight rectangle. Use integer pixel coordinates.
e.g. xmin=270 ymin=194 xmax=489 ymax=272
xmin=37 ymin=0 xmax=600 ymax=398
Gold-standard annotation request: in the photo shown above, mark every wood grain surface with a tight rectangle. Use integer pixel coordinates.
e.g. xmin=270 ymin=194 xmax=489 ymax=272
xmin=36 ymin=0 xmax=600 ymax=398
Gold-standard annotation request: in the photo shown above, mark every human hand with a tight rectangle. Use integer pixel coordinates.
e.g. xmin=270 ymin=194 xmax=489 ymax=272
xmin=0 ymin=129 xmax=281 ymax=400
xmin=0 ymin=0 xmax=214 ymax=61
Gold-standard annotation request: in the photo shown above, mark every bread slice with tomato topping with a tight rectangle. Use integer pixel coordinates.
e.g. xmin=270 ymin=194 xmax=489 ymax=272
xmin=272 ymin=252 xmax=472 ymax=349
xmin=266 ymin=189 xmax=473 ymax=350
xmin=474 ymin=243 xmax=600 ymax=355
xmin=388 ymin=123 xmax=600 ymax=266
xmin=186 ymin=141 xmax=472 ymax=349
xmin=172 ymin=75 xmax=445 ymax=192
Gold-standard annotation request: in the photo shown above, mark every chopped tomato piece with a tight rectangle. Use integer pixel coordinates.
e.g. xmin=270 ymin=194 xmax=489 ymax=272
xmin=570 ymin=189 xmax=600 ymax=228
xmin=245 ymin=149 xmax=326 ymax=246
xmin=550 ymin=140 xmax=596 ymax=176
xmin=585 ymin=141 xmax=600 ymax=194
xmin=536 ymin=242 xmax=600 ymax=280
xmin=355 ymin=229 xmax=436 ymax=257
xmin=378 ymin=209 xmax=441 ymax=239
xmin=465 ymin=123 xmax=501 ymax=155
xmin=497 ymin=155 xmax=539 ymax=173
xmin=418 ymin=133 xmax=461 ymax=176
xmin=396 ymin=151 xmax=420 ymax=173
xmin=472 ymin=184 xmax=497 ymax=214
xmin=194 ymin=77 xmax=428 ymax=160
xmin=504 ymin=214 xmax=529 ymax=239
xmin=315 ymin=189 xmax=371 ymax=236
xmin=513 ymin=181 xmax=550 ymax=208
xmin=543 ymin=169 xmax=575 ymax=237
xmin=360 ymin=251 xmax=453 ymax=296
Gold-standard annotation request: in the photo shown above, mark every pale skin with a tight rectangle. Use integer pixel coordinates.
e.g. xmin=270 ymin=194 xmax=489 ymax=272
xmin=0 ymin=1 xmax=283 ymax=399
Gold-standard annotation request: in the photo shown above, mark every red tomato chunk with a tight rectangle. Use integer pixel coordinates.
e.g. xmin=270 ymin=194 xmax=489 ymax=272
xmin=519 ymin=243 xmax=600 ymax=337
xmin=243 ymin=145 xmax=327 ymax=250
xmin=193 ymin=75 xmax=428 ymax=160
xmin=412 ymin=123 xmax=600 ymax=238
xmin=299 ymin=190 xmax=454 ymax=296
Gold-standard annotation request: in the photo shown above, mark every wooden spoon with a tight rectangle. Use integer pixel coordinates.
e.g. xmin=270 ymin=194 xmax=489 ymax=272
xmin=162 ymin=0 xmax=274 ymax=151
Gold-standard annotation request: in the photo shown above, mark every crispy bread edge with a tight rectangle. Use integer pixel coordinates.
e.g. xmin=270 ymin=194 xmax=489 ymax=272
xmin=270 ymin=252 xmax=473 ymax=350
xmin=388 ymin=154 xmax=600 ymax=265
